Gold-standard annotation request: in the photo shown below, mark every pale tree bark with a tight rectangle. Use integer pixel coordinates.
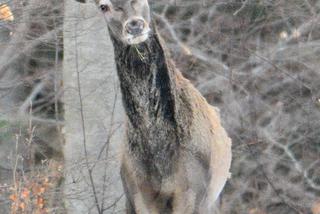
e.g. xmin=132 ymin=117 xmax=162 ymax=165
xmin=63 ymin=1 xmax=125 ymax=213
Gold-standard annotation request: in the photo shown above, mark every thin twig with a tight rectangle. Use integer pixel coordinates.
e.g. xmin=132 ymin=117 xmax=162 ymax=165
xmin=19 ymin=82 xmax=46 ymax=114
xmin=74 ymin=5 xmax=102 ymax=213
xmin=233 ymin=0 xmax=249 ymax=16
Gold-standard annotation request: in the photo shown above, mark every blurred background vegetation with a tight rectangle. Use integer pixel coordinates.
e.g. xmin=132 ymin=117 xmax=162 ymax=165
xmin=0 ymin=0 xmax=320 ymax=213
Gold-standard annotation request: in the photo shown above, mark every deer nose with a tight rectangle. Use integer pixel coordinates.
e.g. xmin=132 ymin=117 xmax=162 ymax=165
xmin=125 ymin=19 xmax=145 ymax=36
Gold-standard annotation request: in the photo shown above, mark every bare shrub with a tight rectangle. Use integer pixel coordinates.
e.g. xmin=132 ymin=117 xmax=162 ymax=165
xmin=0 ymin=0 xmax=64 ymax=212
xmin=151 ymin=0 xmax=320 ymax=213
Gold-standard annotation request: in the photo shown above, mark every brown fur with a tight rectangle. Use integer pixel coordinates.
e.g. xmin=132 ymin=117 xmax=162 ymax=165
xmin=120 ymin=61 xmax=232 ymax=213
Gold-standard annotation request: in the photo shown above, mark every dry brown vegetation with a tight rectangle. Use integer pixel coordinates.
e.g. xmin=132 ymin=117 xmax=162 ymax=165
xmin=0 ymin=0 xmax=64 ymax=213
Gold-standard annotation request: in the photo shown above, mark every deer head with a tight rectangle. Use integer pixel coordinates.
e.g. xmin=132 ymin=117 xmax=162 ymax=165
xmin=75 ymin=0 xmax=151 ymax=45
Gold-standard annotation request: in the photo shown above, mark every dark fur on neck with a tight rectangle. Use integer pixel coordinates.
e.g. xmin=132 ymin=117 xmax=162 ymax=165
xmin=110 ymin=23 xmax=192 ymax=179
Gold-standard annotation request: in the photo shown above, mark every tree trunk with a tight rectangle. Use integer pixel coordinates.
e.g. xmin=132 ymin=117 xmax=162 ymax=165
xmin=63 ymin=1 xmax=125 ymax=213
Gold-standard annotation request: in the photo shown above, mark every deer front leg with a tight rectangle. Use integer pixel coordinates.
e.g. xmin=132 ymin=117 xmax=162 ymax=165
xmin=172 ymin=188 xmax=196 ymax=214
xmin=120 ymin=165 xmax=137 ymax=214
xmin=125 ymin=199 xmax=136 ymax=214
xmin=133 ymin=191 xmax=160 ymax=214
xmin=121 ymin=163 xmax=157 ymax=214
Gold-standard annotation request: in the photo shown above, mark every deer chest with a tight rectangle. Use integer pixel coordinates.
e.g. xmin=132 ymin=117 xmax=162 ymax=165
xmin=127 ymin=123 xmax=180 ymax=179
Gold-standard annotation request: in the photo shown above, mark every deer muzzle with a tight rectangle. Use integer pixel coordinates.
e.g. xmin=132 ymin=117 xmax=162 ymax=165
xmin=125 ymin=18 xmax=145 ymax=36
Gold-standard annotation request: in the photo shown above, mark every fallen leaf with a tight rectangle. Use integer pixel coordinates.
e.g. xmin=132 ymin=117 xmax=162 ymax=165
xmin=312 ymin=201 xmax=320 ymax=214
xmin=21 ymin=188 xmax=30 ymax=199
xmin=19 ymin=202 xmax=26 ymax=211
xmin=33 ymin=185 xmax=45 ymax=195
xmin=9 ymin=194 xmax=17 ymax=202
xmin=0 ymin=4 xmax=14 ymax=21
xmin=37 ymin=196 xmax=45 ymax=208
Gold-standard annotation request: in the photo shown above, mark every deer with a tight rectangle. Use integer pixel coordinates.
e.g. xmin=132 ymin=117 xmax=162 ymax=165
xmin=74 ymin=0 xmax=232 ymax=213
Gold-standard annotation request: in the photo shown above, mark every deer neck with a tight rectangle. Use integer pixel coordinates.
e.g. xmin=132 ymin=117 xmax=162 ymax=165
xmin=110 ymin=29 xmax=177 ymax=130
xmin=110 ymin=27 xmax=188 ymax=177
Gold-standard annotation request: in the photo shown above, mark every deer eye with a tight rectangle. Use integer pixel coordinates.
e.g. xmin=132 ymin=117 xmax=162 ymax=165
xmin=100 ymin=4 xmax=110 ymax=12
